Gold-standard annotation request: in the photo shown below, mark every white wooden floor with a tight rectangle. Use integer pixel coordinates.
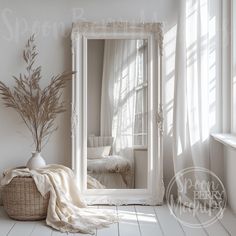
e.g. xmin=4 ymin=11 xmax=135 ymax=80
xmin=1 ymin=205 xmax=236 ymax=236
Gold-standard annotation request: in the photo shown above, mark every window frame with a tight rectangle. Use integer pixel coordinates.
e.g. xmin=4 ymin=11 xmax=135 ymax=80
xmin=133 ymin=40 xmax=148 ymax=148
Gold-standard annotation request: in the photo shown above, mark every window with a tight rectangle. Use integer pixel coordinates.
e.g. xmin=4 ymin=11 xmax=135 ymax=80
xmin=133 ymin=40 xmax=148 ymax=148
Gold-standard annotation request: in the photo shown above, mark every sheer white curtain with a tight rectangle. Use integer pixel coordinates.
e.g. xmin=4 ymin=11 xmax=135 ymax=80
xmin=173 ymin=0 xmax=222 ymax=202
xmin=101 ymin=39 xmax=139 ymax=168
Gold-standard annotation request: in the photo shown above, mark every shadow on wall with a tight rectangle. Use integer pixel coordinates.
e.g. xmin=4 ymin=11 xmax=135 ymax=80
xmin=163 ymin=23 xmax=177 ymax=191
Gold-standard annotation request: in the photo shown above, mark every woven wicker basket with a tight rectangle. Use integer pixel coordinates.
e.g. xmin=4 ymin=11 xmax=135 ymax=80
xmin=2 ymin=176 xmax=49 ymax=221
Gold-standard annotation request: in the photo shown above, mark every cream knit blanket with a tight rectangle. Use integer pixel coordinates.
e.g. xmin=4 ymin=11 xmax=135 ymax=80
xmin=1 ymin=164 xmax=117 ymax=234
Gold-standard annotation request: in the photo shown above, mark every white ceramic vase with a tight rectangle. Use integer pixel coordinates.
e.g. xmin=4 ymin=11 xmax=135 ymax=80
xmin=26 ymin=152 xmax=46 ymax=170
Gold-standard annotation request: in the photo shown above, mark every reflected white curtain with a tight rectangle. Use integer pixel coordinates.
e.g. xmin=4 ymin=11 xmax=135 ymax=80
xmin=173 ymin=0 xmax=222 ymax=202
xmin=101 ymin=39 xmax=139 ymax=171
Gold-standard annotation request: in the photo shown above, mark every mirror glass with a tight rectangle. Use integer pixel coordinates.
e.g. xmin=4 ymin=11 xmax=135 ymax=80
xmin=87 ymin=39 xmax=148 ymax=189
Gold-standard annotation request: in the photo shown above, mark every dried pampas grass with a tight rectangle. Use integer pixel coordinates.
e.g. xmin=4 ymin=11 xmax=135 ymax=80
xmin=0 ymin=35 xmax=74 ymax=152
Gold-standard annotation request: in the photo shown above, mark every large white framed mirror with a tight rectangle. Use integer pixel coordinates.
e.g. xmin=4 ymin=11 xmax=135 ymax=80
xmin=71 ymin=22 xmax=164 ymax=205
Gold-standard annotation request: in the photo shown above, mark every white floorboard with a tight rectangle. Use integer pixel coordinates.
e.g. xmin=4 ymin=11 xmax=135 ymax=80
xmin=68 ymin=233 xmax=91 ymax=236
xmin=0 ymin=205 xmax=236 ymax=236
xmin=117 ymin=205 xmax=141 ymax=236
xmin=217 ymin=208 xmax=236 ymax=235
xmin=30 ymin=221 xmax=52 ymax=236
xmin=7 ymin=221 xmax=36 ymax=236
xmin=135 ymin=205 xmax=163 ymax=236
xmin=173 ymin=205 xmax=207 ymax=236
xmin=0 ymin=209 xmax=16 ymax=236
xmin=154 ymin=205 xmax=184 ymax=236
xmin=196 ymin=209 xmax=230 ymax=236
xmin=96 ymin=206 xmax=118 ymax=236
xmin=51 ymin=231 xmax=68 ymax=236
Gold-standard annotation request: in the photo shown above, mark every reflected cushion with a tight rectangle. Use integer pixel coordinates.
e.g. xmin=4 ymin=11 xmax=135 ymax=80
xmin=87 ymin=146 xmax=111 ymax=159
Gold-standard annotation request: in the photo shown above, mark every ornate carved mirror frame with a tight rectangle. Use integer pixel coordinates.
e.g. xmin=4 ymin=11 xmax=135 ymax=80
xmin=71 ymin=22 xmax=164 ymax=205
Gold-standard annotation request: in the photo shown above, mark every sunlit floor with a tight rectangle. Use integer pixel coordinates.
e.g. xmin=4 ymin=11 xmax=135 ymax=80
xmin=1 ymin=205 xmax=236 ymax=236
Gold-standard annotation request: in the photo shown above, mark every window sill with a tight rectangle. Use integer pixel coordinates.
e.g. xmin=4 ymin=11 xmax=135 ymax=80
xmin=211 ymin=133 xmax=236 ymax=150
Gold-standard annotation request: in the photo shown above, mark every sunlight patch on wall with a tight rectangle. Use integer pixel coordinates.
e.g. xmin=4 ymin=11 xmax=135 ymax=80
xmin=186 ymin=0 xmax=200 ymax=146
xmin=200 ymin=0 xmax=210 ymax=142
xmin=185 ymin=0 xmax=218 ymax=146
xmin=164 ymin=24 xmax=177 ymax=136
xmin=208 ymin=15 xmax=217 ymax=131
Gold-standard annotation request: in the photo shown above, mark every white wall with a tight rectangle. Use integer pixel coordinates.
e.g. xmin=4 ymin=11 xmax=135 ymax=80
xmin=134 ymin=150 xmax=147 ymax=188
xmin=222 ymin=0 xmax=236 ymax=213
xmin=224 ymin=147 xmax=236 ymax=213
xmin=217 ymin=0 xmax=236 ymax=213
xmin=233 ymin=0 xmax=236 ymax=73
xmin=87 ymin=40 xmax=104 ymax=136
xmin=232 ymin=0 xmax=236 ymax=133
xmin=0 ymin=0 xmax=179 ymax=202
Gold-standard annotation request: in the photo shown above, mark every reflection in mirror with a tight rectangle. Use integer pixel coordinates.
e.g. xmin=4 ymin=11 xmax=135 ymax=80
xmin=87 ymin=39 xmax=148 ymax=189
